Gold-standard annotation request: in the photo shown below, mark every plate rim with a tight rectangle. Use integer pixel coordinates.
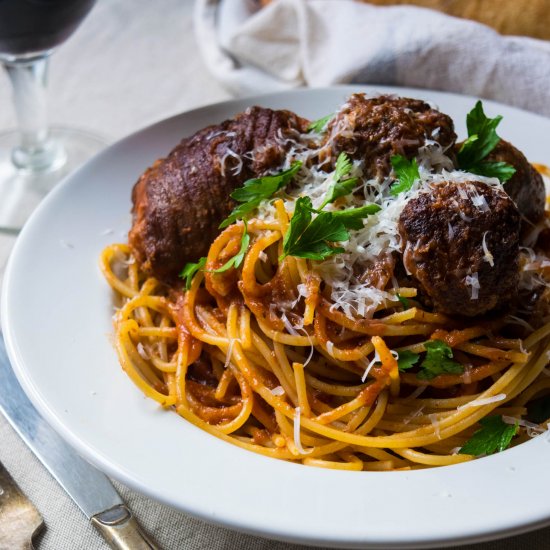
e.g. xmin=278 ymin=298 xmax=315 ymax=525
xmin=3 ymin=84 xmax=550 ymax=549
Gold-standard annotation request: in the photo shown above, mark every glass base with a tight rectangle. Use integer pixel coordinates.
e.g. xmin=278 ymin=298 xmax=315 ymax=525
xmin=0 ymin=126 xmax=106 ymax=233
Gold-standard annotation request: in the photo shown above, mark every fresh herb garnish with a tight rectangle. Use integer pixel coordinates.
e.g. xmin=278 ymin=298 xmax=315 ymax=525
xmin=329 ymin=204 xmax=381 ymax=230
xmin=459 ymin=416 xmax=518 ymax=456
xmin=219 ymin=161 xmax=302 ymax=229
xmin=179 ymin=257 xmax=207 ymax=290
xmin=308 ymin=113 xmax=333 ymax=134
xmin=281 ymin=197 xmax=348 ymax=261
xmin=397 ymin=350 xmax=420 ymax=372
xmin=390 ymin=155 xmax=420 ymax=196
xmin=214 ymin=221 xmax=250 ymax=272
xmin=397 ymin=294 xmax=410 ymax=308
xmin=457 ymin=101 xmax=516 ymax=182
xmin=281 ymin=197 xmax=380 ymax=260
xmin=319 ymin=153 xmax=359 ymax=209
xmin=417 ymin=340 xmax=464 ymax=380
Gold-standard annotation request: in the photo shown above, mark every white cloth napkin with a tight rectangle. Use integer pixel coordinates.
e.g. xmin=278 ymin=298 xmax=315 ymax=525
xmin=195 ymin=0 xmax=550 ymax=116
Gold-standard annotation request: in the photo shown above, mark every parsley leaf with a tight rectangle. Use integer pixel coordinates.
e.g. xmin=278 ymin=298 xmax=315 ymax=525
xmin=319 ymin=152 xmax=359 ymax=209
xmin=179 ymin=257 xmax=207 ymax=290
xmin=281 ymin=197 xmax=348 ymax=261
xmin=397 ymin=294 xmax=410 ymax=308
xmin=457 ymin=101 xmax=516 ymax=182
xmin=390 ymin=155 xmax=420 ymax=196
xmin=459 ymin=416 xmax=518 ymax=456
xmin=397 ymin=350 xmax=420 ymax=372
xmin=417 ymin=340 xmax=464 ymax=380
xmin=466 ymin=161 xmax=516 ymax=182
xmin=329 ymin=204 xmax=381 ymax=230
xmin=219 ymin=162 xmax=302 ymax=228
xmin=213 ymin=221 xmax=250 ymax=273
xmin=308 ymin=113 xmax=333 ymax=134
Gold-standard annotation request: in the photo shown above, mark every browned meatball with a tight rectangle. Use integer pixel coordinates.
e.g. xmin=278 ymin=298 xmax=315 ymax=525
xmin=485 ymin=139 xmax=545 ymax=225
xmin=398 ymin=180 xmax=520 ymax=316
xmin=321 ymin=94 xmax=456 ymax=179
xmin=129 ymin=107 xmax=309 ymax=282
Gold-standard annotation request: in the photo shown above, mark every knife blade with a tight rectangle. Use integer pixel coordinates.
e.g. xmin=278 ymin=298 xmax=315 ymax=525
xmin=0 ymin=333 xmax=158 ymax=550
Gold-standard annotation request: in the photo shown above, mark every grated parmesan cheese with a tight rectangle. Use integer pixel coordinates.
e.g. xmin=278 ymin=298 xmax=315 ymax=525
xmin=457 ymin=393 xmax=506 ymax=410
xmin=465 ymin=272 xmax=480 ymax=300
xmin=270 ymin=386 xmax=285 ymax=396
xmin=224 ymin=338 xmax=237 ymax=369
xmin=136 ymin=343 xmax=150 ymax=361
xmin=482 ymin=231 xmax=494 ymax=267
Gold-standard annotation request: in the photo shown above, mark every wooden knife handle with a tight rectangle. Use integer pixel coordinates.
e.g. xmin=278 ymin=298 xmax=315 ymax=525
xmin=91 ymin=504 xmax=159 ymax=550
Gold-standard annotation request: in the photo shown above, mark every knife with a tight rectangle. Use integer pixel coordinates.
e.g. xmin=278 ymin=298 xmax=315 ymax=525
xmin=0 ymin=334 xmax=159 ymax=550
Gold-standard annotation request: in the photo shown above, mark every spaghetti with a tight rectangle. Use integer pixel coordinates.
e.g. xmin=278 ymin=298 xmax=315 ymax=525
xmin=101 ymin=97 xmax=550 ymax=471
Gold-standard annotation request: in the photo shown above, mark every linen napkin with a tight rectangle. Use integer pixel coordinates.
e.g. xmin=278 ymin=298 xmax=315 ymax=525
xmin=194 ymin=0 xmax=550 ymax=116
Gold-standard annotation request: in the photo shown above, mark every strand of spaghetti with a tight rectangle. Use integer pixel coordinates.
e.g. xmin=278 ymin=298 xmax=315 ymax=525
xmin=293 ymin=363 xmax=311 ymax=417
xmin=99 ymin=244 xmax=138 ymax=298
xmin=185 ymin=388 xmax=242 ymax=423
xmin=314 ymin=313 xmax=375 ymax=361
xmin=274 ymin=410 xmax=327 ymax=448
xmin=524 ymin=321 xmax=550 ymax=348
xmin=304 ymin=374 xmax=369 ymax=397
xmin=240 ymin=231 xmax=281 ymax=298
xmin=239 ymin=306 xmax=252 ymax=349
xmin=319 ymin=300 xmax=433 ymax=337
xmin=393 ymin=448 xmax=472 ymax=466
xmin=371 ymin=336 xmax=399 ymax=396
xmin=303 ymin=274 xmax=320 ymax=326
xmin=400 ymin=361 xmax=509 ymax=389
xmin=295 ymin=359 xmax=532 ymax=448
xmin=148 ymin=356 xmax=177 ymax=373
xmin=214 ymin=368 xmax=235 ymax=401
xmin=116 ymin=320 xmax=175 ymax=406
xmin=273 ymin=342 xmax=300 ymax=403
xmin=214 ymin=303 xmax=255 ymax=434
xmin=503 ymin=340 xmax=550 ymax=401
xmin=345 ymin=406 xmax=371 ymax=432
xmin=512 ymin=378 xmax=550 ymax=407
xmin=118 ymin=294 xmax=173 ymax=324
xmin=430 ymin=326 xmax=491 ymax=347
xmin=175 ymin=328 xmax=191 ymax=408
xmin=314 ymin=382 xmax=385 ymax=425
xmin=250 ymin=332 xmax=298 ymax=404
xmin=353 ymin=390 xmax=389 ymax=436
xmin=456 ymin=342 xmax=529 ymax=363
xmin=182 ymin=277 xmax=233 ymax=346
xmin=136 ymin=327 xmax=177 ymax=338
xmin=257 ymin=317 xmax=317 ymax=346
xmin=175 ymin=405 xmax=298 ymax=460
xmin=303 ymin=454 xmax=363 ymax=471
xmin=116 ymin=319 xmax=167 ymax=391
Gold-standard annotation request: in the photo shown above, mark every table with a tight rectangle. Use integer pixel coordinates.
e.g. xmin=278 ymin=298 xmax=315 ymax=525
xmin=0 ymin=1 xmax=549 ymax=548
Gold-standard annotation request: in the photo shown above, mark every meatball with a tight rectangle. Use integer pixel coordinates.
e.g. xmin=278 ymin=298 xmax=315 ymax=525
xmin=320 ymin=94 xmax=456 ymax=179
xmin=398 ymin=180 xmax=520 ymax=316
xmin=129 ymin=107 xmax=309 ymax=282
xmin=485 ymin=139 xmax=545 ymax=226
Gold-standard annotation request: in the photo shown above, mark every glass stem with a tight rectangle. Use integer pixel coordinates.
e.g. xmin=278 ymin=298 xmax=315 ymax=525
xmin=2 ymin=54 xmax=65 ymax=172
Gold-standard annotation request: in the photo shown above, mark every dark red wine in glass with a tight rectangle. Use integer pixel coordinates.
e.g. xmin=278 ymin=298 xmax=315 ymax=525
xmin=0 ymin=0 xmax=104 ymax=232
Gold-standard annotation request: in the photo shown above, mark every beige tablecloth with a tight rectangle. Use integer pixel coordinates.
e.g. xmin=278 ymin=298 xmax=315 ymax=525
xmin=0 ymin=1 xmax=549 ymax=548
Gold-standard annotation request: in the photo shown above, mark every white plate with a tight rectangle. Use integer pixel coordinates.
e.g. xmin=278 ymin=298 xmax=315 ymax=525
xmin=3 ymin=86 xmax=550 ymax=549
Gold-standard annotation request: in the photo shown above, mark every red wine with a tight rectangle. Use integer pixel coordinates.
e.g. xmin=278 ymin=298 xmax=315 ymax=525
xmin=0 ymin=0 xmax=95 ymax=56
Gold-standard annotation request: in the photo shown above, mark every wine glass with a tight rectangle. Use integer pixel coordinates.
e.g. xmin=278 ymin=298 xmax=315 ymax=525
xmin=0 ymin=0 xmax=105 ymax=233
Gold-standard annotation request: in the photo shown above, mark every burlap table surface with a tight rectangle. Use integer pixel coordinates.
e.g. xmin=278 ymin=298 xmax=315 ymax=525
xmin=0 ymin=0 xmax=549 ymax=548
